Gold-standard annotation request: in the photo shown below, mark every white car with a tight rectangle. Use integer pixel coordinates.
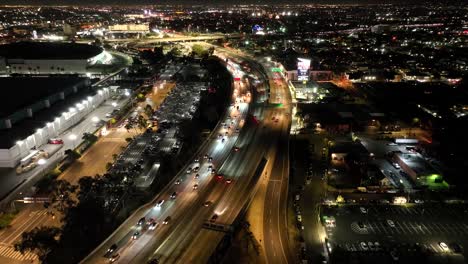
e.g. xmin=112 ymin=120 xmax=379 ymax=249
xmin=155 ymin=199 xmax=164 ymax=208
xmin=439 ymin=242 xmax=449 ymax=251
xmin=360 ymin=207 xmax=367 ymax=214
xmin=360 ymin=242 xmax=369 ymax=251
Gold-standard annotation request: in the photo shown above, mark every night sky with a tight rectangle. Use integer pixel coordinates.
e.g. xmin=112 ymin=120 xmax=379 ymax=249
xmin=0 ymin=0 xmax=460 ymax=6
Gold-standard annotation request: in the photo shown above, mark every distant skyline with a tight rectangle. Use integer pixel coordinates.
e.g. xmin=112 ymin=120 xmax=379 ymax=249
xmin=0 ymin=0 xmax=463 ymax=6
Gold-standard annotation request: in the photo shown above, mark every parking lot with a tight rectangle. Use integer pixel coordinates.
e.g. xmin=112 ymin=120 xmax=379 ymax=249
xmin=322 ymin=204 xmax=468 ymax=263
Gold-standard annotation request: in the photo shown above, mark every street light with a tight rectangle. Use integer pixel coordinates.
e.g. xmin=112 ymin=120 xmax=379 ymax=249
xmin=69 ymin=134 xmax=78 ymax=149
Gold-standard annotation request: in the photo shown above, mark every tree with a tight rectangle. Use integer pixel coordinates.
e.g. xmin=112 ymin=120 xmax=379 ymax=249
xmin=49 ymin=179 xmax=77 ymax=213
xmin=144 ymin=104 xmax=154 ymax=117
xmin=82 ymin=132 xmax=98 ymax=144
xmin=137 ymin=115 xmax=147 ymax=130
xmin=191 ymin=44 xmax=208 ymax=57
xmin=64 ymin=149 xmax=81 ymax=161
xmin=14 ymin=226 xmax=61 ymax=262
xmin=153 ymin=46 xmax=164 ymax=60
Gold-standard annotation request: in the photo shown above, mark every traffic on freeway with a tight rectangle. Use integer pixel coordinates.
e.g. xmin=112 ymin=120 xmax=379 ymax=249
xmin=81 ymin=55 xmax=254 ymax=264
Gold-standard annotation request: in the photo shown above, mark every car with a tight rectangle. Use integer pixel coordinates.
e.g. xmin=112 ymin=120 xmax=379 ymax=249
xmin=170 ymin=192 xmax=177 ymax=199
xmin=374 ymin=242 xmax=381 ymax=250
xmin=105 ymin=112 xmax=113 ymax=118
xmin=186 ymin=168 xmax=192 ymax=174
xmin=390 ymin=251 xmax=399 ymax=261
xmin=387 ymin=219 xmax=396 ymax=227
xmin=203 ymin=154 xmax=208 ymax=159
xmin=360 ymin=242 xmax=369 ymax=251
xmin=162 ymin=216 xmax=171 ymax=224
xmin=221 ymin=138 xmax=225 ymax=143
xmin=203 ymin=201 xmax=212 ymax=207
xmin=449 ymin=242 xmax=463 ymax=253
xmin=233 ymin=147 xmax=240 ymax=152
xmin=193 ymin=184 xmax=199 ymax=190
xmin=149 ymin=221 xmax=158 ymax=230
xmin=225 ymin=131 xmax=229 ymax=136
xmin=107 ymin=244 xmax=117 ymax=253
xmin=194 ymin=173 xmax=200 ymax=179
xmin=146 ymin=218 xmax=154 ymax=225
xmin=155 ymin=200 xmax=164 ymax=208
xmin=226 ymin=178 xmax=232 ymax=184
xmin=109 ymin=253 xmax=120 ymax=262
xmin=137 ymin=217 xmax=146 ymax=226
xmin=194 ymin=158 xmax=199 ymax=162
xmin=368 ymin=242 xmax=375 ymax=251
xmin=360 ymin=207 xmax=367 ymax=214
xmin=439 ymin=242 xmax=449 ymax=251
xmin=175 ymin=179 xmax=181 ymax=185
xmin=132 ymin=231 xmax=140 ymax=240
xmin=210 ymin=214 xmax=219 ymax=222
xmin=208 ymin=157 xmax=213 ymax=162
xmin=357 ymin=222 xmax=366 ymax=229
xmin=235 ymin=128 xmax=240 ymax=133
xmin=414 ymin=199 xmax=424 ymax=204
xmin=48 ymin=138 xmax=64 ymax=144
xmin=393 ymin=163 xmax=401 ymax=169
xmin=211 ymin=169 xmax=216 ymax=175
xmin=193 ymin=167 xmax=199 ymax=172
xmin=216 ymin=174 xmax=223 ymax=180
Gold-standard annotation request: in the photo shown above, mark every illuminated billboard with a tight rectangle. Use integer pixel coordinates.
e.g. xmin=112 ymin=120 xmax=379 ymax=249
xmin=297 ymin=58 xmax=311 ymax=81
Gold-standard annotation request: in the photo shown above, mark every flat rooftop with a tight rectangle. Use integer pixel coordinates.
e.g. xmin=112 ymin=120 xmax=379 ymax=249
xmin=0 ymin=77 xmax=94 ymax=149
xmin=0 ymin=77 xmax=87 ymax=118
xmin=396 ymin=152 xmax=439 ymax=177
xmin=0 ymin=41 xmax=102 ymax=60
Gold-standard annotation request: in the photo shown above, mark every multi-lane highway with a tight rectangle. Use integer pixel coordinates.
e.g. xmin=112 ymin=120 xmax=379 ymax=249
xmin=81 ymin=56 xmax=254 ymax=264
xmin=259 ymin=60 xmax=294 ymax=264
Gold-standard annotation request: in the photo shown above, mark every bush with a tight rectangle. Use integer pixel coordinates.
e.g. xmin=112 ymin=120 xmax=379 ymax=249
xmin=0 ymin=212 xmax=17 ymax=229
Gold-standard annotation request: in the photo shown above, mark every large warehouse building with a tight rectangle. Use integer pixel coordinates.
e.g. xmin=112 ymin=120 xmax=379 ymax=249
xmin=0 ymin=77 xmax=110 ymax=167
xmin=0 ymin=42 xmax=108 ymax=75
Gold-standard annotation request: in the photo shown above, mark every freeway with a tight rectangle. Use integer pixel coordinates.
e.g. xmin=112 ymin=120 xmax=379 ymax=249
xmin=262 ymin=74 xmax=294 ymax=263
xmin=142 ymin=47 xmax=293 ymax=263
xmin=81 ymin=58 xmax=253 ymax=264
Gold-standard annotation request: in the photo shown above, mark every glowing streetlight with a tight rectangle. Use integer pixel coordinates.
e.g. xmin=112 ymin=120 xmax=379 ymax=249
xmin=69 ymin=134 xmax=78 ymax=149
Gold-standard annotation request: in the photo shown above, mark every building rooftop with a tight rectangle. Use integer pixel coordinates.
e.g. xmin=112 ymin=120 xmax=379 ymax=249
xmin=0 ymin=77 xmax=87 ymax=118
xmin=0 ymin=77 xmax=93 ymax=149
xmin=396 ymin=152 xmax=439 ymax=177
xmin=0 ymin=42 xmax=102 ymax=60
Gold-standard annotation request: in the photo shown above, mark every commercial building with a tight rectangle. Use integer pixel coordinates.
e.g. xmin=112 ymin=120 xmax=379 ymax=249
xmin=0 ymin=77 xmax=110 ymax=167
xmin=107 ymin=24 xmax=149 ymax=32
xmin=393 ymin=152 xmax=441 ymax=182
xmin=0 ymin=42 xmax=107 ymax=75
